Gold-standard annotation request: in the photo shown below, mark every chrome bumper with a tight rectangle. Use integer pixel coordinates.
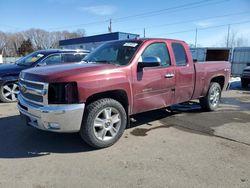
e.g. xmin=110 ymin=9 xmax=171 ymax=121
xmin=17 ymin=95 xmax=85 ymax=133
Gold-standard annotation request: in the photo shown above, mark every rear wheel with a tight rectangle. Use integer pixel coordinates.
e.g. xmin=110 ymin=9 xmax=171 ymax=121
xmin=80 ymin=98 xmax=127 ymax=148
xmin=241 ymin=78 xmax=249 ymax=88
xmin=0 ymin=82 xmax=19 ymax=103
xmin=199 ymin=82 xmax=221 ymax=111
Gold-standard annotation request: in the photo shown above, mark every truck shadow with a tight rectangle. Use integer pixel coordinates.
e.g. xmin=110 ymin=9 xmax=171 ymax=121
xmin=0 ymin=97 xmax=249 ymax=159
xmin=129 ymin=100 xmax=250 ymax=146
xmin=0 ymin=115 xmax=94 ymax=158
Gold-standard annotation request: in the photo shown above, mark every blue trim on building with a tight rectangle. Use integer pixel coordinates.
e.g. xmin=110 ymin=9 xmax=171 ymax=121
xmin=59 ymin=32 xmax=139 ymax=46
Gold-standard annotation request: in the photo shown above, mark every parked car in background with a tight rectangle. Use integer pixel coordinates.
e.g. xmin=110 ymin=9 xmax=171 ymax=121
xmin=17 ymin=38 xmax=230 ymax=148
xmin=0 ymin=49 xmax=89 ymax=102
xmin=241 ymin=63 xmax=250 ymax=88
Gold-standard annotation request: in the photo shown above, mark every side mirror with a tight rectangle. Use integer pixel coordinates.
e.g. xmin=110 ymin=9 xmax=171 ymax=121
xmin=247 ymin=63 xmax=250 ymax=66
xmin=138 ymin=56 xmax=161 ymax=68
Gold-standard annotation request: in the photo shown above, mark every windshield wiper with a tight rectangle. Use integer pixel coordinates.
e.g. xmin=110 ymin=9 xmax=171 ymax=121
xmin=16 ymin=63 xmax=29 ymax=66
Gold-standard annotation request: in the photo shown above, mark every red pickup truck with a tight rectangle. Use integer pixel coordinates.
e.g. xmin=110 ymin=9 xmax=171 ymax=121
xmin=17 ymin=38 xmax=231 ymax=148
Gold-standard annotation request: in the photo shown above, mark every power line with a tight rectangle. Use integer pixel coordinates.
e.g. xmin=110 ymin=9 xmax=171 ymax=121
xmin=150 ymin=20 xmax=250 ymax=37
xmin=113 ymin=0 xmax=228 ymax=23
xmin=121 ymin=11 xmax=249 ymax=32
xmin=113 ymin=0 xmax=212 ymax=22
xmin=47 ymin=0 xmax=228 ymax=30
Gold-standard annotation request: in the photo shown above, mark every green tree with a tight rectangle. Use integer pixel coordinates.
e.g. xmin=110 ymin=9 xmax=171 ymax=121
xmin=18 ymin=39 xmax=34 ymax=56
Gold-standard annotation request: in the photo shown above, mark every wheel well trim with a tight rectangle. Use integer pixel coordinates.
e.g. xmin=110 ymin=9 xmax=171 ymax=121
xmin=85 ymin=89 xmax=131 ymax=114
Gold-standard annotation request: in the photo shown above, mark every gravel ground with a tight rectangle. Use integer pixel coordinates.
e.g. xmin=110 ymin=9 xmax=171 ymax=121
xmin=0 ymin=81 xmax=249 ymax=188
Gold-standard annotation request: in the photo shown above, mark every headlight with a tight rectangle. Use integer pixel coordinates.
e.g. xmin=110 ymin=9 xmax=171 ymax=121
xmin=48 ymin=82 xmax=78 ymax=104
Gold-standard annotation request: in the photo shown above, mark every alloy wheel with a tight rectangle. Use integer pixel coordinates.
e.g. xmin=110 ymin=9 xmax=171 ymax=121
xmin=1 ymin=83 xmax=19 ymax=102
xmin=93 ymin=107 xmax=121 ymax=141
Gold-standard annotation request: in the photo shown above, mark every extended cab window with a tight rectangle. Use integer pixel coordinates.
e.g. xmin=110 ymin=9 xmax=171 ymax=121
xmin=142 ymin=43 xmax=170 ymax=67
xmin=172 ymin=43 xmax=188 ymax=66
xmin=42 ymin=54 xmax=62 ymax=65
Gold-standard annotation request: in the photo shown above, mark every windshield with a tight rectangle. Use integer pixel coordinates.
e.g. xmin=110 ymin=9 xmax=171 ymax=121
xmin=83 ymin=40 xmax=142 ymax=66
xmin=16 ymin=52 xmax=45 ymax=66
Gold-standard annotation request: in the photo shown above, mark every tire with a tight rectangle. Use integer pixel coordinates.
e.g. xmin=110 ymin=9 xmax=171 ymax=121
xmin=241 ymin=78 xmax=249 ymax=88
xmin=80 ymin=98 xmax=127 ymax=148
xmin=199 ymin=82 xmax=221 ymax=111
xmin=0 ymin=81 xmax=19 ymax=103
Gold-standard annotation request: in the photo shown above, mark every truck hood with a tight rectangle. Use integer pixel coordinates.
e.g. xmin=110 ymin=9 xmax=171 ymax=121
xmin=21 ymin=62 xmax=118 ymax=82
xmin=0 ymin=63 xmax=27 ymax=76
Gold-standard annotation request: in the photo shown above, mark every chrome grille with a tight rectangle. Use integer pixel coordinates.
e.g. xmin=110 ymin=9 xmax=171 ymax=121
xmin=19 ymin=78 xmax=48 ymax=105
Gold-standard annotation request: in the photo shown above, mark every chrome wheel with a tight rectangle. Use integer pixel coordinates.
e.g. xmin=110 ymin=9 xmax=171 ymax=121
xmin=209 ymin=86 xmax=220 ymax=107
xmin=1 ymin=83 xmax=19 ymax=102
xmin=93 ymin=107 xmax=121 ymax=141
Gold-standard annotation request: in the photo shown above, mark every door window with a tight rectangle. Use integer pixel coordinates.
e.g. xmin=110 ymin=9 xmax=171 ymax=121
xmin=42 ymin=54 xmax=62 ymax=65
xmin=141 ymin=43 xmax=170 ymax=67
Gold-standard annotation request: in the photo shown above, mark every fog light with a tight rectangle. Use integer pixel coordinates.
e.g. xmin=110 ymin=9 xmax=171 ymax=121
xmin=47 ymin=122 xmax=60 ymax=130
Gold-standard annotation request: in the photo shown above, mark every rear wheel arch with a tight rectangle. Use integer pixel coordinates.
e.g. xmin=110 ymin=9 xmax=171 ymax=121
xmin=200 ymin=82 xmax=221 ymax=111
xmin=210 ymin=76 xmax=225 ymax=90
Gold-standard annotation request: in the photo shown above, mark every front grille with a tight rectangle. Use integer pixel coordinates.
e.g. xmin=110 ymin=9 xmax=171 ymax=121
xmin=21 ymin=92 xmax=43 ymax=103
xmin=19 ymin=79 xmax=44 ymax=90
xmin=19 ymin=78 xmax=48 ymax=105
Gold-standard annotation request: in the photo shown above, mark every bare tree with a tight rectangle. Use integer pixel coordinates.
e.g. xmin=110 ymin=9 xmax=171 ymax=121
xmin=4 ymin=32 xmax=25 ymax=56
xmin=221 ymin=29 xmax=249 ymax=48
xmin=75 ymin=29 xmax=86 ymax=37
xmin=0 ymin=28 xmax=86 ymax=56
xmin=24 ymin=29 xmax=51 ymax=50
xmin=0 ymin=31 xmax=7 ymax=54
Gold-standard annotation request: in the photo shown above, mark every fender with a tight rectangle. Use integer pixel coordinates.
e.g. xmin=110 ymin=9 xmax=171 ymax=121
xmin=0 ymin=75 xmax=19 ymax=84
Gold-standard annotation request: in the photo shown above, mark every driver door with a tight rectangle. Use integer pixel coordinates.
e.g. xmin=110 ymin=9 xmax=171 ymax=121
xmin=132 ymin=42 xmax=175 ymax=114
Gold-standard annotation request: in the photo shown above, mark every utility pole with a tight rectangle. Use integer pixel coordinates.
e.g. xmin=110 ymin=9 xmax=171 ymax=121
xmin=143 ymin=28 xmax=146 ymax=38
xmin=226 ymin=24 xmax=230 ymax=48
xmin=194 ymin=28 xmax=198 ymax=48
xmin=108 ymin=19 xmax=112 ymax=33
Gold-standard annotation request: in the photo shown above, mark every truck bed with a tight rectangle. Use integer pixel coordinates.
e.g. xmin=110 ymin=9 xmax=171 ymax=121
xmin=192 ymin=61 xmax=231 ymax=99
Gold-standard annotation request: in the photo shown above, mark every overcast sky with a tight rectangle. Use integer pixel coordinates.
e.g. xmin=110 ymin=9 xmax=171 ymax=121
xmin=0 ymin=0 xmax=250 ymax=46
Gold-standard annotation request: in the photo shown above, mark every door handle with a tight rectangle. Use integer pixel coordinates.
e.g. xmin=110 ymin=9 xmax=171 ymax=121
xmin=165 ymin=73 xmax=175 ymax=78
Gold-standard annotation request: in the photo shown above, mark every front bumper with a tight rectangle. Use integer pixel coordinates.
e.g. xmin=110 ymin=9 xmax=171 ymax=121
xmin=17 ymin=95 xmax=85 ymax=133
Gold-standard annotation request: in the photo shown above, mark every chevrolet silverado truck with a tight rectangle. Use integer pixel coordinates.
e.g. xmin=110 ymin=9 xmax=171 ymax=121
xmin=17 ymin=38 xmax=231 ymax=148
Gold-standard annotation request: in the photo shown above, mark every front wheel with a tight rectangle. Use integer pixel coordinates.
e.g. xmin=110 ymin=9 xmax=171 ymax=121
xmin=0 ymin=82 xmax=19 ymax=103
xmin=199 ymin=82 xmax=221 ymax=111
xmin=80 ymin=98 xmax=127 ymax=148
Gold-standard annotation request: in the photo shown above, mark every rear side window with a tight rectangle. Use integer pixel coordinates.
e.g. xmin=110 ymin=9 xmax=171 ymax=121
xmin=62 ymin=54 xmax=86 ymax=63
xmin=142 ymin=43 xmax=171 ymax=67
xmin=172 ymin=43 xmax=188 ymax=66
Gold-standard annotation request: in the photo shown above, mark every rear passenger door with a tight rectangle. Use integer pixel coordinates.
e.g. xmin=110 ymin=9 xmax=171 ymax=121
xmin=171 ymin=42 xmax=195 ymax=104
xmin=133 ymin=42 xmax=175 ymax=113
